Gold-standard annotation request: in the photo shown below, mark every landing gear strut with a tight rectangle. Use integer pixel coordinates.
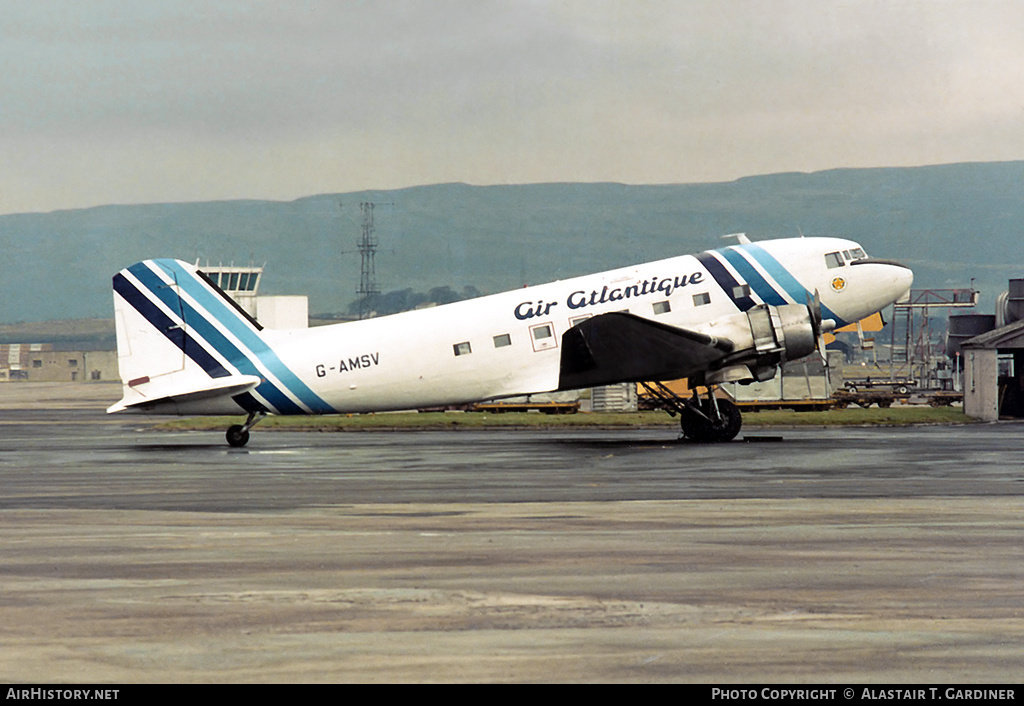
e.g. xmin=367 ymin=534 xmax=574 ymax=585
xmin=226 ymin=411 xmax=266 ymax=448
xmin=640 ymin=382 xmax=742 ymax=443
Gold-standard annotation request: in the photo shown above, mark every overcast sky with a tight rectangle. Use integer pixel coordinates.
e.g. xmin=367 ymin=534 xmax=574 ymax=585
xmin=2 ymin=0 xmax=1022 ymax=215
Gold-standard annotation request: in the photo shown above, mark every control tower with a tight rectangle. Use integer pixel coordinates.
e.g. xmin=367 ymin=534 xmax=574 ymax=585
xmin=202 ymin=264 xmax=263 ymax=317
xmin=199 ymin=262 xmax=307 ymax=329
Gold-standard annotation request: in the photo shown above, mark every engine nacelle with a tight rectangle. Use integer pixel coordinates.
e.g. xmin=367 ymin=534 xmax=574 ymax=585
xmin=698 ymin=303 xmax=818 ymax=385
xmin=748 ymin=303 xmax=817 ymax=362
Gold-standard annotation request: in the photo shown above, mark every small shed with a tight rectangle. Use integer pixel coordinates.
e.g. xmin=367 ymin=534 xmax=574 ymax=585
xmin=961 ymin=320 xmax=1024 ymax=421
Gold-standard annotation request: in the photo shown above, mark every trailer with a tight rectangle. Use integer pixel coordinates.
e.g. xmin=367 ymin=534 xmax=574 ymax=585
xmin=832 ymin=388 xmax=904 ymax=409
xmin=842 ymin=377 xmax=916 ymax=395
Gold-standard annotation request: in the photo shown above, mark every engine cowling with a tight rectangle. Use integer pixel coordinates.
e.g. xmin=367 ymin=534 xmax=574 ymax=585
xmin=702 ymin=303 xmax=818 ymax=385
xmin=758 ymin=303 xmax=817 ymax=362
xmin=695 ymin=295 xmax=831 ymax=386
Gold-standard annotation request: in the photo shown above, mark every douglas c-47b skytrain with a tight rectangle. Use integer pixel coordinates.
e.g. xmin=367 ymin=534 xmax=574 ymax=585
xmin=108 ymin=234 xmax=912 ymax=446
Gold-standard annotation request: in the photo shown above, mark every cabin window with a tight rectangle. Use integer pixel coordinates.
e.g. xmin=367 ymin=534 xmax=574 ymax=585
xmin=693 ymin=292 xmax=711 ymax=306
xmin=530 ymin=323 xmax=558 ymax=352
xmin=825 ymin=252 xmax=845 ymax=269
xmin=453 ymin=341 xmax=472 ymax=356
xmin=493 ymin=333 xmax=512 ymax=348
xmin=732 ymin=284 xmax=750 ymax=299
xmin=653 ymin=301 xmax=671 ymax=315
xmin=569 ymin=314 xmax=591 ymax=326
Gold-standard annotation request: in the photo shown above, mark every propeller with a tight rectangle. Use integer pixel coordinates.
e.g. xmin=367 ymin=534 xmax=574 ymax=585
xmin=806 ymin=290 xmax=835 ymax=366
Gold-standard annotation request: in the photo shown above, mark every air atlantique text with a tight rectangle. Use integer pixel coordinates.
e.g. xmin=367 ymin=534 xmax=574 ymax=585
xmin=513 ymin=271 xmax=704 ymax=320
xmin=710 ymin=688 xmax=1015 ymax=700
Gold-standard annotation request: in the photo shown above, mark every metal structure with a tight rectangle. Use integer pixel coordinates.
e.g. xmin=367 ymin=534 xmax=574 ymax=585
xmin=890 ymin=287 xmax=978 ymax=389
xmin=340 ymin=201 xmax=391 ymax=320
xmin=356 ymin=202 xmax=380 ymax=319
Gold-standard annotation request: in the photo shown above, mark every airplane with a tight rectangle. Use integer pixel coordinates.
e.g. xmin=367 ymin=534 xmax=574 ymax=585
xmin=107 ymin=234 xmax=912 ymax=446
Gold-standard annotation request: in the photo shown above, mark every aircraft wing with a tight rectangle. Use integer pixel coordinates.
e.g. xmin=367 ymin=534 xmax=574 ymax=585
xmin=558 ymin=312 xmax=735 ymax=390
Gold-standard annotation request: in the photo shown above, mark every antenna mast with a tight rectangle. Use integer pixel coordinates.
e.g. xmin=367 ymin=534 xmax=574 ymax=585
xmin=356 ymin=202 xmax=381 ymax=319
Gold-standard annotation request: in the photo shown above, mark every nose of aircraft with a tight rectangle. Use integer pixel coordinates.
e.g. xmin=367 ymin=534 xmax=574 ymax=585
xmin=851 ymin=257 xmax=914 ymax=308
xmin=893 ymin=261 xmax=914 ymax=300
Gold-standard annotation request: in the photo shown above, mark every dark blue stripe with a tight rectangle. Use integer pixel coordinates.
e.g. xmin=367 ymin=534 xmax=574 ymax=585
xmin=113 ymin=273 xmax=232 ymax=379
xmin=153 ymin=259 xmax=334 ymax=414
xmin=716 ymin=248 xmax=789 ymax=307
xmin=232 ymin=392 xmax=271 ymax=414
xmin=125 ymin=264 xmax=306 ymax=415
xmin=738 ymin=243 xmax=846 ymax=326
xmin=695 ymin=252 xmax=757 ymax=311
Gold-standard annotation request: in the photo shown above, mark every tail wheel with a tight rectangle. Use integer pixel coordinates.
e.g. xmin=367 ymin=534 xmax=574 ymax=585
xmin=226 ymin=425 xmax=251 ymax=448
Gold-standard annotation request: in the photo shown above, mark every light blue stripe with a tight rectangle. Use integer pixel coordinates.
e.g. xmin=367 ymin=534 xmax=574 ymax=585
xmin=716 ymin=247 xmax=788 ymax=306
xmin=129 ymin=262 xmax=305 ymax=415
xmin=737 ymin=244 xmax=845 ymax=325
xmin=152 ymin=260 xmax=335 ymax=414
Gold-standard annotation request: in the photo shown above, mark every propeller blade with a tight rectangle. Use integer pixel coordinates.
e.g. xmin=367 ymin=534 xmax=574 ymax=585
xmin=806 ymin=290 xmax=828 ymax=365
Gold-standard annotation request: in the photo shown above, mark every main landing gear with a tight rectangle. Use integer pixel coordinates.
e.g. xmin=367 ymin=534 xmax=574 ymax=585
xmin=226 ymin=411 xmax=266 ymax=448
xmin=640 ymin=381 xmax=742 ymax=443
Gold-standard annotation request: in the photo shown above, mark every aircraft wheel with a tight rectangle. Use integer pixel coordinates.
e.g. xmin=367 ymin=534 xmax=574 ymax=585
xmin=226 ymin=425 xmax=250 ymax=448
xmin=681 ymin=399 xmax=742 ymax=443
xmin=682 ymin=419 xmax=716 ymax=442
xmin=707 ymin=399 xmax=742 ymax=442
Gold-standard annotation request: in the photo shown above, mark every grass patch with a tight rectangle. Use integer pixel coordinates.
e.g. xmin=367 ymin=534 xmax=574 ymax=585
xmin=738 ymin=405 xmax=971 ymax=427
xmin=156 ymin=405 xmax=972 ymax=432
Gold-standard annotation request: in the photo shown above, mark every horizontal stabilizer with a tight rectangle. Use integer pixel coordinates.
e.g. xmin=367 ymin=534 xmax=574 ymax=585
xmin=108 ymin=374 xmax=262 ymax=414
xmin=558 ymin=312 xmax=734 ymax=390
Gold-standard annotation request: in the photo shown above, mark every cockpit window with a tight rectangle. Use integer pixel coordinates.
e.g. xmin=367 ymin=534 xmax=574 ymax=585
xmin=849 ymin=247 xmax=867 ymax=260
xmin=825 ymin=252 xmax=845 ymax=269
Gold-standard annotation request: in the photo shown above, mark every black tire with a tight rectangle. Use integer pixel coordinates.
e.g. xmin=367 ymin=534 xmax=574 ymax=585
xmin=708 ymin=398 xmax=742 ymax=442
xmin=681 ymin=398 xmax=742 ymax=443
xmin=226 ymin=425 xmax=250 ymax=448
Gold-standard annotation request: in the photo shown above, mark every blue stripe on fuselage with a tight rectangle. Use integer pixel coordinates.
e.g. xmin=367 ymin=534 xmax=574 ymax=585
xmin=127 ymin=260 xmax=325 ymax=413
xmin=715 ymin=247 xmax=789 ymax=307
xmin=735 ymin=243 xmax=845 ymax=324
xmin=695 ymin=252 xmax=757 ymax=311
xmin=157 ymin=260 xmax=335 ymax=413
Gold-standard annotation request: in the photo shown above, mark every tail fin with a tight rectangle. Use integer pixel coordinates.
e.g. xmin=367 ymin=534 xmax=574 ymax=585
xmin=108 ymin=259 xmax=329 ymax=415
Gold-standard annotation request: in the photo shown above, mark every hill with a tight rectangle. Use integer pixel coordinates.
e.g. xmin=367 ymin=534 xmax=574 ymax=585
xmin=2 ymin=161 xmax=1022 ymax=324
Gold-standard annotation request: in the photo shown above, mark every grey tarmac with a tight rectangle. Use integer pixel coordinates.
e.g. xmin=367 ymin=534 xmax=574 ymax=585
xmin=1 ymin=383 xmax=1022 ymax=683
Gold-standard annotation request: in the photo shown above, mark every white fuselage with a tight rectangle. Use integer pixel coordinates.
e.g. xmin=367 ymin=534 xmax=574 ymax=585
xmin=243 ymin=237 xmax=911 ymax=416
xmin=108 ymin=236 xmax=912 ymax=417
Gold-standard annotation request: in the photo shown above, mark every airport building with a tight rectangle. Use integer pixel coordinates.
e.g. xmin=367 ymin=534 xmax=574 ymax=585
xmin=0 ymin=344 xmax=118 ymax=383
xmin=200 ymin=262 xmax=309 ymax=329
xmin=955 ymin=279 xmax=1024 ymax=421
